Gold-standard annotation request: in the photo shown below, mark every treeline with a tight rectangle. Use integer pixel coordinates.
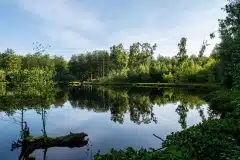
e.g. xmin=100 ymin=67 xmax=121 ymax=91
xmin=1 ymin=0 xmax=239 ymax=88
xmin=0 ymin=40 xmax=219 ymax=85
xmin=0 ymin=48 xmax=72 ymax=84
xmin=70 ymin=0 xmax=240 ymax=87
xmin=69 ymin=41 xmax=220 ymax=84
xmin=0 ymin=39 xmax=225 ymax=85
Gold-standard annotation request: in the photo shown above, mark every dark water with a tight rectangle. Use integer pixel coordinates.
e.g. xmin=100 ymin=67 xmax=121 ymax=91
xmin=0 ymin=86 xmax=212 ymax=160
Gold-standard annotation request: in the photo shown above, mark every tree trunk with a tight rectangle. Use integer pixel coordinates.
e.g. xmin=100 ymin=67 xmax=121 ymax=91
xmin=14 ymin=132 xmax=88 ymax=160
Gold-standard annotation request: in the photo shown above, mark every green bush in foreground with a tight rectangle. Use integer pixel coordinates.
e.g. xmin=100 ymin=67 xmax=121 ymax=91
xmin=94 ymin=147 xmax=184 ymax=160
xmin=208 ymin=88 xmax=240 ymax=118
xmin=163 ymin=118 xmax=240 ymax=160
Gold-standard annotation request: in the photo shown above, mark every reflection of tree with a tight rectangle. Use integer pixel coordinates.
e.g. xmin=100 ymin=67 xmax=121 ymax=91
xmin=68 ymin=87 xmax=110 ymax=112
xmin=0 ymin=85 xmax=69 ymax=115
xmin=35 ymin=107 xmax=48 ymax=138
xmin=53 ymin=90 xmax=68 ymax=107
xmin=176 ymin=104 xmax=189 ymax=129
xmin=129 ymin=95 xmax=157 ymax=125
xmin=10 ymin=102 xmax=89 ymax=160
xmin=3 ymin=82 xmax=54 ymax=159
xmin=0 ymin=80 xmax=90 ymax=159
xmin=207 ymin=108 xmax=217 ymax=120
xmin=153 ymin=88 xmax=174 ymax=106
xmin=198 ymin=108 xmax=206 ymax=122
xmin=68 ymin=86 xmax=211 ymax=125
xmin=0 ymin=82 xmax=6 ymax=95
xmin=0 ymin=83 xmax=212 ymax=127
xmin=12 ymin=115 xmax=88 ymax=160
xmin=108 ymin=90 xmax=129 ymax=124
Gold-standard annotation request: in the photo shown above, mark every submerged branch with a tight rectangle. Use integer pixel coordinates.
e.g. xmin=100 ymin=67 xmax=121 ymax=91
xmin=153 ymin=134 xmax=164 ymax=142
xmin=13 ymin=132 xmax=89 ymax=160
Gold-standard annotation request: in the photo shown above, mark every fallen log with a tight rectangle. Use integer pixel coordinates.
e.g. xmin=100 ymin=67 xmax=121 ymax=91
xmin=12 ymin=132 xmax=89 ymax=160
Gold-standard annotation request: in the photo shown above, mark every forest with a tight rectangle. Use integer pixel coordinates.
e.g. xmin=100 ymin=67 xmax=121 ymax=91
xmin=0 ymin=37 xmax=220 ymax=85
xmin=0 ymin=0 xmax=239 ymax=88
xmin=68 ymin=38 xmax=220 ymax=84
xmin=0 ymin=0 xmax=239 ymax=159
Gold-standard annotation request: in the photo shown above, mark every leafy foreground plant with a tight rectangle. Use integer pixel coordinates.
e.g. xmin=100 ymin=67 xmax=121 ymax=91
xmin=94 ymin=147 xmax=184 ymax=160
xmin=207 ymin=88 xmax=240 ymax=118
xmin=94 ymin=118 xmax=240 ymax=160
xmin=163 ymin=118 xmax=240 ymax=160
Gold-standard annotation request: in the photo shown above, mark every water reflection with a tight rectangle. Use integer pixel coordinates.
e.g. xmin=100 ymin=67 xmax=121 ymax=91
xmin=11 ymin=108 xmax=88 ymax=160
xmin=0 ymin=86 xmax=212 ymax=127
xmin=68 ymin=86 xmax=210 ymax=125
xmin=0 ymin=85 xmax=214 ymax=159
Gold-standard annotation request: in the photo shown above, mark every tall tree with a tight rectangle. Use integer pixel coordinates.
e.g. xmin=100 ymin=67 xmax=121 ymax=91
xmin=1 ymin=49 xmax=22 ymax=71
xmin=176 ymin=37 xmax=188 ymax=63
xmin=110 ymin=44 xmax=128 ymax=72
xmin=199 ymin=40 xmax=210 ymax=57
xmin=217 ymin=0 xmax=240 ymax=86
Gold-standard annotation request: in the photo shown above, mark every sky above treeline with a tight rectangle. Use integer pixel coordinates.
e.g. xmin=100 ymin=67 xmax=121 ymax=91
xmin=0 ymin=0 xmax=226 ymax=59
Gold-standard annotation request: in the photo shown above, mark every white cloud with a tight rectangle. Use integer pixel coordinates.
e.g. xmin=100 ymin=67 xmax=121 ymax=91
xmin=18 ymin=0 xmax=104 ymax=58
xmin=17 ymin=0 xmax=226 ymax=58
xmin=20 ymin=0 xmax=103 ymax=31
xmin=106 ymin=2 xmax=225 ymax=57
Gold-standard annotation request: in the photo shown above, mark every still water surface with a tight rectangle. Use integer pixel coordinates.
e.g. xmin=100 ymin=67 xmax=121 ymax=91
xmin=0 ymin=87 xmax=211 ymax=160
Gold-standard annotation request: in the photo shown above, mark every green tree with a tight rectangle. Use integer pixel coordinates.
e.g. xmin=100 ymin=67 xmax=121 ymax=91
xmin=0 ymin=70 xmax=6 ymax=82
xmin=176 ymin=37 xmax=188 ymax=63
xmin=110 ymin=44 xmax=128 ymax=72
xmin=1 ymin=49 xmax=22 ymax=71
xmin=199 ymin=40 xmax=209 ymax=57
xmin=176 ymin=104 xmax=189 ymax=130
xmin=52 ymin=56 xmax=70 ymax=82
xmin=217 ymin=0 xmax=240 ymax=86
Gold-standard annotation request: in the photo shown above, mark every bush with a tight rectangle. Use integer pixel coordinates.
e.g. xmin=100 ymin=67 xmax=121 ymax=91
xmin=163 ymin=118 xmax=240 ymax=160
xmin=94 ymin=147 xmax=184 ymax=160
xmin=207 ymin=88 xmax=240 ymax=118
xmin=163 ymin=72 xmax=174 ymax=83
xmin=0 ymin=70 xmax=5 ymax=82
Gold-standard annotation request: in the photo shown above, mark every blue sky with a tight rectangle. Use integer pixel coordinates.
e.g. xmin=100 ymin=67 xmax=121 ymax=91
xmin=0 ymin=0 xmax=226 ymax=59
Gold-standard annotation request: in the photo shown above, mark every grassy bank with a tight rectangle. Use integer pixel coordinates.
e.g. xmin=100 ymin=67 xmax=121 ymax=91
xmin=77 ymin=81 xmax=220 ymax=89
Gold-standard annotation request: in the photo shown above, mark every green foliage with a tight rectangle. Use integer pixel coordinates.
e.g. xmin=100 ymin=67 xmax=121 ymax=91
xmin=94 ymin=147 xmax=184 ymax=160
xmin=0 ymin=49 xmax=21 ymax=71
xmin=1 ymin=1 xmax=240 ymax=159
xmin=110 ymin=44 xmax=128 ymax=71
xmin=68 ymin=39 xmax=219 ymax=84
xmin=176 ymin=37 xmax=188 ymax=63
xmin=199 ymin=40 xmax=209 ymax=57
xmin=0 ymin=70 xmax=6 ymax=82
xmin=52 ymin=56 xmax=72 ymax=82
xmin=207 ymin=88 xmax=240 ymax=118
xmin=163 ymin=118 xmax=240 ymax=160
xmin=175 ymin=104 xmax=188 ymax=129
xmin=11 ymin=69 xmax=55 ymax=97
xmin=95 ymin=118 xmax=240 ymax=160
xmin=69 ymin=51 xmax=110 ymax=81
xmin=163 ymin=72 xmax=174 ymax=82
xmin=216 ymin=0 xmax=240 ymax=86
xmin=69 ymin=87 xmax=208 ymax=125
xmin=0 ymin=49 xmax=70 ymax=83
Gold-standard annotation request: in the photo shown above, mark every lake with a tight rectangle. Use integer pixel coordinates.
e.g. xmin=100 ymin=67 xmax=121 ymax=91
xmin=0 ymin=86 xmax=212 ymax=160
